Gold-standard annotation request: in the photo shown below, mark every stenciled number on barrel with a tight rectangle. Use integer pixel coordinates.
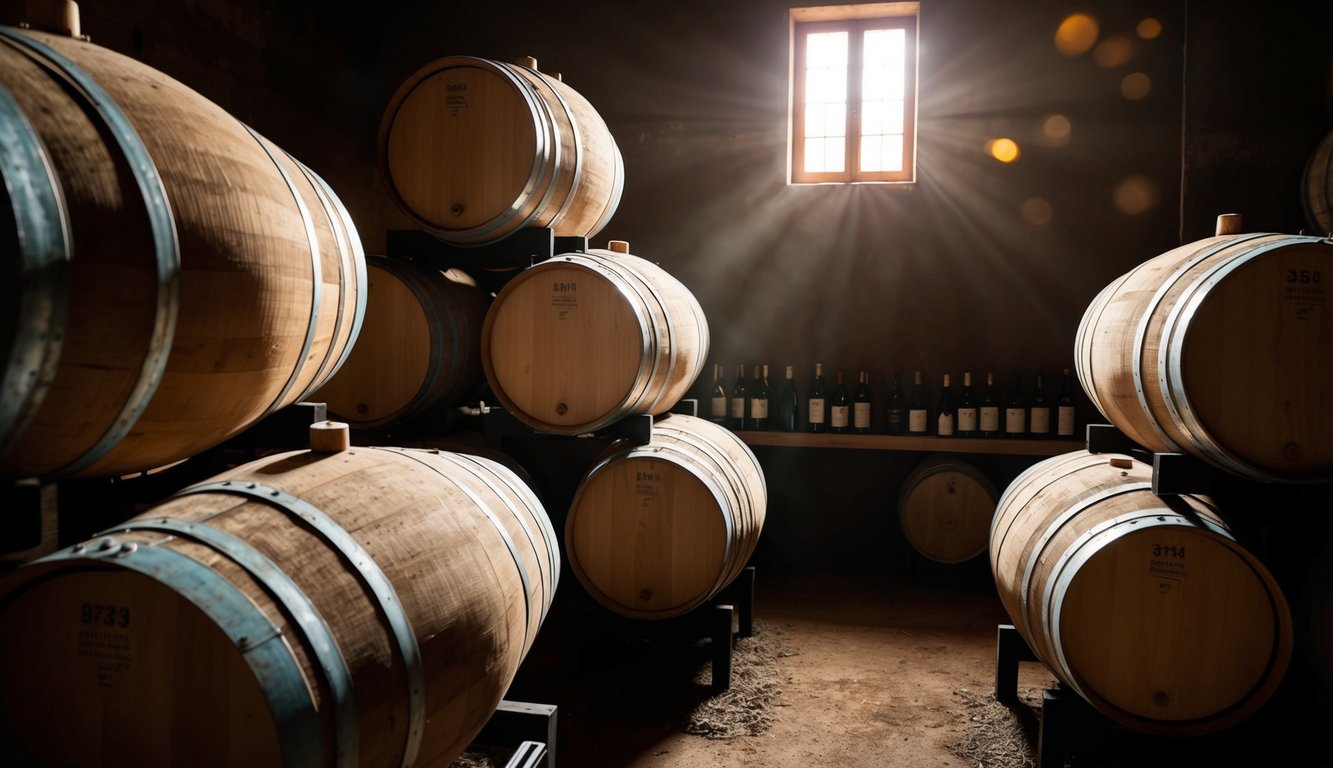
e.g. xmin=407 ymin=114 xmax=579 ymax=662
xmin=1286 ymin=269 xmax=1322 ymax=284
xmin=80 ymin=602 xmax=131 ymax=628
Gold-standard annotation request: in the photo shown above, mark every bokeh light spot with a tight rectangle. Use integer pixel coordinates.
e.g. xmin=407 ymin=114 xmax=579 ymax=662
xmin=1113 ymin=175 xmax=1159 ymax=215
xmin=1121 ymin=72 xmax=1152 ymax=100
xmin=1040 ymin=114 xmax=1072 ymax=147
xmin=1055 ymin=14 xmax=1099 ymax=57
xmin=1093 ymin=36 xmax=1135 ymax=67
xmin=987 ymin=137 xmax=1021 ymax=163
xmin=1137 ymin=17 xmax=1162 ymax=40
xmin=1022 ymin=197 xmax=1054 ymax=226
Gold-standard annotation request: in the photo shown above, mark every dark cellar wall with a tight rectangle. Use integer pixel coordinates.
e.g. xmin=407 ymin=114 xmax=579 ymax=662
xmin=6 ymin=0 xmax=1331 ymax=571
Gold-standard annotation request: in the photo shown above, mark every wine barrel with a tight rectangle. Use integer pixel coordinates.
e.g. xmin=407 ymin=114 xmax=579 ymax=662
xmin=1074 ymin=232 xmax=1333 ymax=482
xmin=379 ymin=55 xmax=623 ymax=246
xmin=990 ymin=450 xmax=1291 ymax=736
xmin=481 ymin=242 xmax=709 ymax=435
xmin=313 ymin=257 xmax=486 ymax=429
xmin=566 ymin=414 xmax=765 ymax=619
xmin=1303 ymin=130 xmax=1333 ymax=236
xmin=0 ymin=26 xmax=366 ymax=479
xmin=897 ymin=454 xmax=996 ymax=563
xmin=0 ymin=442 xmax=558 ymax=767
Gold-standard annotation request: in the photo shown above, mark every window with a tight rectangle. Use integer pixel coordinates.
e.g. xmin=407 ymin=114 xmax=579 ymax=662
xmin=790 ymin=3 xmax=919 ymax=184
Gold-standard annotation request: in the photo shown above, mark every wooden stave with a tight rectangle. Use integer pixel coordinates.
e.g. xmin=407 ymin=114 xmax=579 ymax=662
xmin=0 ymin=445 xmax=557 ymax=767
xmin=0 ymin=28 xmax=365 ymax=479
xmin=1074 ymin=233 xmax=1333 ymax=482
xmin=990 ymin=450 xmax=1292 ymax=735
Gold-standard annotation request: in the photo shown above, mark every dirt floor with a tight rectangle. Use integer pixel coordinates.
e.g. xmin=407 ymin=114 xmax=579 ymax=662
xmin=468 ymin=563 xmax=1333 ymax=768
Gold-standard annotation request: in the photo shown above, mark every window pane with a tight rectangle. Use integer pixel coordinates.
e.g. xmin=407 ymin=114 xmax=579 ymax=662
xmin=862 ymin=100 xmax=885 ymax=136
xmin=807 ymin=31 xmax=848 ymax=69
xmin=883 ymin=134 xmax=904 ymax=172
xmin=825 ymin=136 xmax=845 ymax=172
xmin=808 ymin=67 xmax=847 ymax=105
xmin=860 ymin=134 xmax=883 ymax=172
xmin=862 ymin=66 xmax=904 ymax=101
xmin=804 ymin=138 xmax=826 ymax=173
xmin=805 ymin=102 xmax=826 ymax=138
xmin=886 ymin=99 xmax=905 ymax=134
xmin=863 ymin=28 xmax=905 ymax=68
xmin=823 ymin=102 xmax=846 ymax=138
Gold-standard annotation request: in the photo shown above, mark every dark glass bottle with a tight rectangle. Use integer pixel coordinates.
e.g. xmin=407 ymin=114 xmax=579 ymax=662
xmin=775 ymin=364 xmax=799 ymax=432
xmin=979 ymin=371 xmax=1000 ymax=438
xmin=1057 ymin=367 xmax=1078 ymax=438
xmin=956 ymin=371 xmax=978 ymax=437
xmin=1028 ymin=373 xmax=1051 ymax=439
xmin=936 ymin=373 xmax=955 ymax=437
xmin=749 ymin=364 xmax=771 ymax=431
xmin=853 ymin=371 xmax=872 ymax=434
xmin=709 ymin=363 xmax=728 ymax=424
xmin=807 ymin=362 xmax=827 ymax=433
xmin=1004 ymin=374 xmax=1026 ymax=437
xmin=907 ymin=370 xmax=929 ymax=435
xmin=730 ymin=364 xmax=748 ymax=430
xmin=830 ymin=371 xmax=851 ymax=433
xmin=884 ymin=374 xmax=906 ymax=435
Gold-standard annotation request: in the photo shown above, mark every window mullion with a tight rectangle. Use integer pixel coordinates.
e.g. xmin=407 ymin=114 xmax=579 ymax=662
xmin=846 ymin=21 xmax=863 ymax=182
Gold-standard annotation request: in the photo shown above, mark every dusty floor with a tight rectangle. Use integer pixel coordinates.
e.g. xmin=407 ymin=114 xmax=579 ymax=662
xmin=483 ymin=564 xmax=1333 ymax=768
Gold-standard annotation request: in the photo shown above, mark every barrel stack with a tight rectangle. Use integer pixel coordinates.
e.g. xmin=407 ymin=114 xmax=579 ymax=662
xmin=990 ymin=212 xmax=1333 ymax=735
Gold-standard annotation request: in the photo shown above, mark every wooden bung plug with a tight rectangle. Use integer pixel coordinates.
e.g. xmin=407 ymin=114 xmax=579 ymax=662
xmin=1108 ymin=457 xmax=1133 ymax=469
xmin=23 ymin=0 xmax=81 ymax=37
xmin=310 ymin=420 xmax=350 ymax=453
xmin=607 ymin=240 xmax=630 ymax=254
xmin=1215 ymin=213 xmax=1243 ymax=236
xmin=515 ymin=56 xmax=538 ymax=71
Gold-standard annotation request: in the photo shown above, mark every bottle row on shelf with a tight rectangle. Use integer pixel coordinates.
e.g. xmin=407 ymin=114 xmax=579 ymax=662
xmin=706 ymin=363 xmax=1082 ymax=439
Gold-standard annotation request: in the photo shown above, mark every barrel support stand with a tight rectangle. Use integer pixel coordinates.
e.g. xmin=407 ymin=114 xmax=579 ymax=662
xmin=566 ymin=565 xmax=756 ymax=693
xmin=995 ymin=624 xmax=1109 ymax=768
xmin=474 ymin=700 xmax=558 ymax=768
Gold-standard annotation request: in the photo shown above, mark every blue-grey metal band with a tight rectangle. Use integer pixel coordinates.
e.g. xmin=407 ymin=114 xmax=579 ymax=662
xmin=42 ymin=540 xmax=320 ymax=768
xmin=288 ymin=159 xmax=348 ymax=397
xmin=0 ymin=27 xmax=181 ymax=477
xmin=298 ymin=159 xmax=367 ymax=383
xmin=112 ymin=518 xmax=357 ymax=768
xmin=388 ymin=448 xmax=537 ymax=651
xmin=569 ymin=254 xmax=658 ymax=423
xmin=400 ymin=261 xmax=457 ymax=414
xmin=589 ymin=137 xmax=624 ymax=235
xmin=611 ymin=254 xmax=679 ymax=416
xmin=537 ymin=73 xmax=581 ymax=225
xmin=1129 ymin=233 xmax=1268 ymax=452
xmin=1073 ymin=275 xmax=1125 ymax=421
xmin=1161 ymin=236 xmax=1310 ymax=480
xmin=243 ymin=125 xmax=323 ymax=420
xmin=0 ymin=81 xmax=69 ymax=456
xmin=175 ymin=479 xmax=425 ymax=768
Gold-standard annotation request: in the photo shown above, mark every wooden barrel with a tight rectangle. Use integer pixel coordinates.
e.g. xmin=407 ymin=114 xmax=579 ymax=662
xmin=990 ymin=450 xmax=1292 ymax=736
xmin=897 ymin=454 xmax=997 ymax=563
xmin=1303 ymin=130 xmax=1333 ymax=236
xmin=313 ymin=257 xmax=486 ymax=429
xmin=566 ymin=414 xmax=766 ymax=619
xmin=0 ymin=26 xmax=366 ymax=479
xmin=0 ymin=442 xmax=558 ymax=767
xmin=379 ymin=55 xmax=623 ymax=246
xmin=481 ymin=242 xmax=709 ymax=434
xmin=1074 ymin=232 xmax=1333 ymax=482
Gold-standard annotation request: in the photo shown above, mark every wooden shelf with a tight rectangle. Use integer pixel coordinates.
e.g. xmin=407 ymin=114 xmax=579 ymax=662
xmin=735 ymin=431 xmax=1084 ymax=456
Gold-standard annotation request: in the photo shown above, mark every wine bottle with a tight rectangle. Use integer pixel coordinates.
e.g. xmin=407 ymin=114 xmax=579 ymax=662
xmin=1004 ymin=374 xmax=1026 ymax=436
xmin=956 ymin=371 xmax=978 ymax=437
xmin=775 ymin=364 xmax=799 ymax=432
xmin=884 ymin=374 xmax=906 ymax=435
xmin=730 ymin=364 xmax=748 ymax=430
xmin=979 ymin=371 xmax=1000 ymax=438
xmin=1057 ymin=367 xmax=1078 ymax=438
xmin=907 ymin=370 xmax=929 ymax=435
xmin=807 ymin=363 xmax=827 ymax=433
xmin=1028 ymin=373 xmax=1050 ymax=439
xmin=936 ymin=373 xmax=955 ymax=437
xmin=709 ymin=363 xmax=728 ymax=424
xmin=830 ymin=371 xmax=851 ymax=433
xmin=750 ymin=364 xmax=771 ymax=431
xmin=853 ymin=370 xmax=872 ymax=434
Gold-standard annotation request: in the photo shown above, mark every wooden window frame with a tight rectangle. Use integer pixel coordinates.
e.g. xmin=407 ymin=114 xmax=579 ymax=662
xmin=790 ymin=3 xmax=919 ymax=184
